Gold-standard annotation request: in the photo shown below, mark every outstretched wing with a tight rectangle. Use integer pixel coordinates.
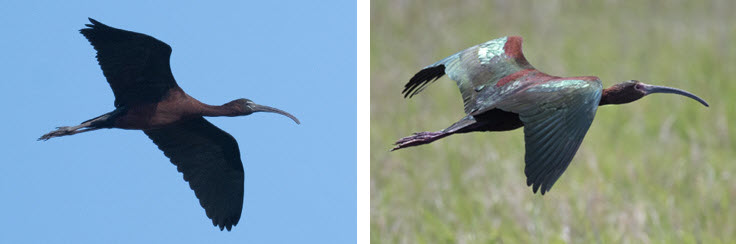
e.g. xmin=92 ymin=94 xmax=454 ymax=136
xmin=80 ymin=18 xmax=178 ymax=107
xmin=144 ymin=117 xmax=244 ymax=231
xmin=493 ymin=78 xmax=603 ymax=194
xmin=402 ymin=36 xmax=536 ymax=114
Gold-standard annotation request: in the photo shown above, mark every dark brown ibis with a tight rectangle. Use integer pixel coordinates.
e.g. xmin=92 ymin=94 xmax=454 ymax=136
xmin=39 ymin=18 xmax=300 ymax=231
xmin=392 ymin=36 xmax=708 ymax=194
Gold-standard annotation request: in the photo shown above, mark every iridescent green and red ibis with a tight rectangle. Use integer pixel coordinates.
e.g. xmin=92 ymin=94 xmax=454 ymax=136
xmin=392 ymin=36 xmax=708 ymax=194
xmin=39 ymin=18 xmax=300 ymax=231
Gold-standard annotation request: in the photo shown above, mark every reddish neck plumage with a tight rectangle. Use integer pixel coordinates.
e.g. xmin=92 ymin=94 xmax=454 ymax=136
xmin=199 ymin=102 xmax=243 ymax=117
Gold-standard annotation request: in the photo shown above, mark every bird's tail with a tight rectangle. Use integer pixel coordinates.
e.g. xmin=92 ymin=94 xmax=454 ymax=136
xmin=391 ymin=116 xmax=479 ymax=151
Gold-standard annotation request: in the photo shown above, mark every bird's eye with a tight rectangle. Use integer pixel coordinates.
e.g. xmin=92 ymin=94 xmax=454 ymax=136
xmin=634 ymin=83 xmax=644 ymax=90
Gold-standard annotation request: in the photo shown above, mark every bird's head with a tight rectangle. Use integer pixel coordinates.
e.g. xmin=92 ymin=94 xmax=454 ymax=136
xmin=600 ymin=80 xmax=709 ymax=107
xmin=229 ymin=98 xmax=300 ymax=124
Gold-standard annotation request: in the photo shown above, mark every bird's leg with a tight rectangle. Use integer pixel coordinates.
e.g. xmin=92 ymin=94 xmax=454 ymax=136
xmin=392 ymin=115 xmax=498 ymax=151
xmin=38 ymin=110 xmax=121 ymax=141
xmin=38 ymin=122 xmax=101 ymax=141
xmin=391 ymin=130 xmax=448 ymax=151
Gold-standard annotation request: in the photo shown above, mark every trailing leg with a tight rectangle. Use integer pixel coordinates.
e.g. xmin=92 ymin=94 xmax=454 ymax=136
xmin=391 ymin=109 xmax=523 ymax=151
xmin=38 ymin=109 xmax=122 ymax=141
xmin=392 ymin=116 xmax=482 ymax=151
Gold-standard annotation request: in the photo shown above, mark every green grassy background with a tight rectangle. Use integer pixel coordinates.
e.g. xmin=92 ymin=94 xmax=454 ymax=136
xmin=370 ymin=1 xmax=735 ymax=243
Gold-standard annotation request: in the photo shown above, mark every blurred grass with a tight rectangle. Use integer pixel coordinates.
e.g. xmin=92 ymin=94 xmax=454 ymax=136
xmin=370 ymin=1 xmax=736 ymax=243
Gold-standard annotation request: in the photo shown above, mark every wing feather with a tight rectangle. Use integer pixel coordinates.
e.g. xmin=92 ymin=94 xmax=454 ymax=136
xmin=402 ymin=36 xmax=535 ymax=114
xmin=80 ymin=18 xmax=178 ymax=107
xmin=402 ymin=36 xmax=605 ymax=194
xmin=144 ymin=117 xmax=244 ymax=231
xmin=495 ymin=78 xmax=602 ymax=194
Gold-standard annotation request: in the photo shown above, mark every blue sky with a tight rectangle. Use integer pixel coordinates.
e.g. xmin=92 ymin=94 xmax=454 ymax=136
xmin=0 ymin=1 xmax=355 ymax=243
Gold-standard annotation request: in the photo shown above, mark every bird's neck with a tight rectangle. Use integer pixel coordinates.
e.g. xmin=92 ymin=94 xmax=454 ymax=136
xmin=599 ymin=85 xmax=636 ymax=106
xmin=199 ymin=102 xmax=242 ymax=117
xmin=171 ymin=89 xmax=242 ymax=117
xmin=599 ymin=88 xmax=615 ymax=106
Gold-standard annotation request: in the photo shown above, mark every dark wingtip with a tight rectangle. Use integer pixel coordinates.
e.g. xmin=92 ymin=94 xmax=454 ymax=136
xmin=83 ymin=18 xmax=108 ymax=30
xmin=212 ymin=217 xmax=238 ymax=231
xmin=530 ymin=181 xmax=553 ymax=195
xmin=402 ymin=65 xmax=446 ymax=98
xmin=213 ymin=219 xmax=224 ymax=231
xmin=88 ymin=17 xmax=100 ymax=25
xmin=81 ymin=18 xmax=100 ymax=32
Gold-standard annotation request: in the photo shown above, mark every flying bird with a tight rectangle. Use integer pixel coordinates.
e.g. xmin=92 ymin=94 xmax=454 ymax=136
xmin=393 ymin=36 xmax=708 ymax=194
xmin=39 ymin=18 xmax=300 ymax=231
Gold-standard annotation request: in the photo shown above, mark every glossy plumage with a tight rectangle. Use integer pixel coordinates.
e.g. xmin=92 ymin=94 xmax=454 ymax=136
xmin=80 ymin=18 xmax=177 ymax=108
xmin=40 ymin=18 xmax=300 ymax=231
xmin=394 ymin=36 xmax=708 ymax=194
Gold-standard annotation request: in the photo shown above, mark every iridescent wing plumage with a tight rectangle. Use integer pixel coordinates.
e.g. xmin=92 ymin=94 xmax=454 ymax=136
xmin=494 ymin=78 xmax=602 ymax=194
xmin=403 ymin=36 xmax=604 ymax=194
xmin=402 ymin=36 xmax=535 ymax=114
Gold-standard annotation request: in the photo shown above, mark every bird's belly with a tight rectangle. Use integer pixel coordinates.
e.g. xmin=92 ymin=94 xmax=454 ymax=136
xmin=113 ymin=105 xmax=191 ymax=130
xmin=473 ymin=109 xmax=523 ymax=132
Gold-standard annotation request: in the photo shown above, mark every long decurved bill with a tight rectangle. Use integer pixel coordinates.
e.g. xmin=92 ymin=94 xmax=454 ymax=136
xmin=253 ymin=104 xmax=301 ymax=124
xmin=641 ymin=83 xmax=709 ymax=107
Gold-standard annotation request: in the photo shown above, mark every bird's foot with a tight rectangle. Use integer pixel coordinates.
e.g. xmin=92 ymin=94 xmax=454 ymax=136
xmin=391 ymin=131 xmax=445 ymax=151
xmin=38 ymin=126 xmax=75 ymax=141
